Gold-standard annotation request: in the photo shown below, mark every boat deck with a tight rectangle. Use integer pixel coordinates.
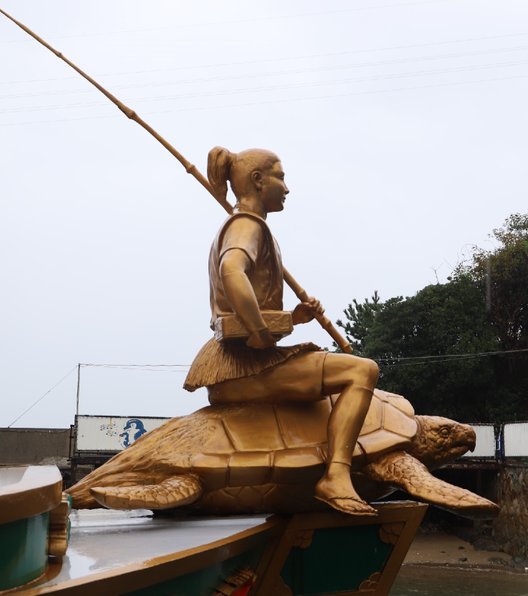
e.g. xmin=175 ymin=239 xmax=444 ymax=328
xmin=16 ymin=509 xmax=279 ymax=594
xmin=52 ymin=510 xmax=268 ymax=586
xmin=16 ymin=502 xmax=427 ymax=595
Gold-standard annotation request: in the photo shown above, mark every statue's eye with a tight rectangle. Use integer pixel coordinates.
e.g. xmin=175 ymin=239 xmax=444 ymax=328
xmin=440 ymin=427 xmax=450 ymax=438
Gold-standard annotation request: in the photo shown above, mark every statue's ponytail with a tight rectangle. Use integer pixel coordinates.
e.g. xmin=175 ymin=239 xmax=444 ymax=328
xmin=207 ymin=146 xmax=235 ymax=202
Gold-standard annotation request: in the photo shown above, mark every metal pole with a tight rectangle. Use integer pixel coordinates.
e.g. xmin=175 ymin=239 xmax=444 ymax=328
xmin=75 ymin=363 xmax=81 ymax=417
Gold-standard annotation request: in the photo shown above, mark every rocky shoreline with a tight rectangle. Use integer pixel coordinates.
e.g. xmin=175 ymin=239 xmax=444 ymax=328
xmin=404 ymin=529 xmax=528 ymax=574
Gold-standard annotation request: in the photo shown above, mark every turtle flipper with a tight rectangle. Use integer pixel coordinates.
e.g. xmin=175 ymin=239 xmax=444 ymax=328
xmin=365 ymin=451 xmax=499 ymax=518
xmin=90 ymin=474 xmax=203 ymax=510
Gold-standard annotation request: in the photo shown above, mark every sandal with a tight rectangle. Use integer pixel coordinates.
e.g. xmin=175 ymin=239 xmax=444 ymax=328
xmin=314 ymin=494 xmax=378 ymax=516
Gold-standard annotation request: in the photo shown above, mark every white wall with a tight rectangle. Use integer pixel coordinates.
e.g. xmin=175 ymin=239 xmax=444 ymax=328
xmin=75 ymin=415 xmax=169 ymax=452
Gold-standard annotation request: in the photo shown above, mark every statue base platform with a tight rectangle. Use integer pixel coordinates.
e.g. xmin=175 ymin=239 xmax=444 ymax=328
xmin=8 ymin=500 xmax=427 ymax=595
xmin=0 ymin=466 xmax=70 ymax=592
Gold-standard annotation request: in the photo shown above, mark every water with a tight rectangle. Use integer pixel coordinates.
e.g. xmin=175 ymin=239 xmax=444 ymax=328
xmin=391 ymin=566 xmax=528 ymax=595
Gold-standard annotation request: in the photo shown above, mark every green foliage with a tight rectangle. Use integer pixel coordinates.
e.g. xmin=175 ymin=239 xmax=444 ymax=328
xmin=455 ymin=213 xmax=528 ymax=350
xmin=336 ymin=213 xmax=528 ymax=423
xmin=336 ymin=291 xmax=384 ymax=353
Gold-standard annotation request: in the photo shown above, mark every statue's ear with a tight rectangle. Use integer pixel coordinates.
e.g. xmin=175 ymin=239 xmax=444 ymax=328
xmin=251 ymin=169 xmax=263 ymax=191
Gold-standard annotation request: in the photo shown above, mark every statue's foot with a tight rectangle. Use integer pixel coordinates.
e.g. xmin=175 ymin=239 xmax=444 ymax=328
xmin=314 ymin=493 xmax=378 ymax=516
xmin=315 ymin=474 xmax=377 ymax=516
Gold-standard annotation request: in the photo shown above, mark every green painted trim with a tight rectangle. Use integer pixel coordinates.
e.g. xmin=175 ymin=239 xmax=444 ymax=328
xmin=0 ymin=512 xmax=49 ymax=590
xmin=123 ymin=525 xmax=392 ymax=595
xmin=281 ymin=524 xmax=392 ymax=594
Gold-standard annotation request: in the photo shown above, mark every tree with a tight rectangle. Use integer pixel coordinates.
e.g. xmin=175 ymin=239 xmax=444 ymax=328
xmin=336 ymin=291 xmax=384 ymax=353
xmin=336 ymin=213 xmax=528 ymax=422
xmin=455 ymin=213 xmax=528 ymax=419
xmin=456 ymin=213 xmax=528 ymax=351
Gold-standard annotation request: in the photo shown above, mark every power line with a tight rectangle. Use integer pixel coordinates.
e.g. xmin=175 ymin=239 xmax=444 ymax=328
xmin=3 ymin=43 xmax=528 ymax=101
xmin=0 ymin=1 xmax=465 ymax=47
xmin=7 ymin=348 xmax=524 ymax=426
xmin=7 ymin=365 xmax=77 ymax=428
xmin=5 ymin=362 xmax=191 ymax=427
xmin=2 ymin=68 xmax=527 ymax=128
xmin=389 ymin=347 xmax=528 ymax=361
xmin=3 ymin=30 xmax=528 ymax=87
xmin=79 ymin=362 xmax=190 ymax=372
xmin=377 ymin=347 xmax=528 ymax=367
xmin=80 ymin=362 xmax=190 ymax=367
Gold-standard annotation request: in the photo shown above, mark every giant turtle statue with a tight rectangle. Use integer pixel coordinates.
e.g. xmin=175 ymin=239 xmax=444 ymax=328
xmin=68 ymin=390 xmax=498 ymax=518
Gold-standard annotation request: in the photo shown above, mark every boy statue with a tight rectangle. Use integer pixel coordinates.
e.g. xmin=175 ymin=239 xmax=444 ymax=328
xmin=185 ymin=147 xmax=379 ymax=516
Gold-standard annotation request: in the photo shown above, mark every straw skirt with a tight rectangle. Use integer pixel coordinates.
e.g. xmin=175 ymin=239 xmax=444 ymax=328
xmin=183 ymin=337 xmax=320 ymax=392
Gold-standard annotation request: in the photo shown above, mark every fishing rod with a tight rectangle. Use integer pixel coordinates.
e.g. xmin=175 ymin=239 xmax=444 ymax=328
xmin=0 ymin=7 xmax=352 ymax=353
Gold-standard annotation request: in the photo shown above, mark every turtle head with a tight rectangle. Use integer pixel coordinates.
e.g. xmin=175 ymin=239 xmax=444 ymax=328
xmin=410 ymin=416 xmax=476 ymax=470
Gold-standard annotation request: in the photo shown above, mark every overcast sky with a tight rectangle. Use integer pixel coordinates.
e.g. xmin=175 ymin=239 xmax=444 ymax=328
xmin=1 ymin=0 xmax=527 ymax=428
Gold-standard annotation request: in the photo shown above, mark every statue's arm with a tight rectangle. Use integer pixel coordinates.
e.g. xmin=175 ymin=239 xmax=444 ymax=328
xmin=220 ymin=248 xmax=276 ymax=349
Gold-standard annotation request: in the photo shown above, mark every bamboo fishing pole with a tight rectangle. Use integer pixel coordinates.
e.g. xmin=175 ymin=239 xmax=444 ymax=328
xmin=1 ymin=7 xmax=352 ymax=353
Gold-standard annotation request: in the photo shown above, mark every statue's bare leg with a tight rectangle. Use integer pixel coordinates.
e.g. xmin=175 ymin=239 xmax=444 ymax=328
xmin=314 ymin=353 xmax=379 ymax=515
xmin=208 ymin=351 xmax=379 ymax=515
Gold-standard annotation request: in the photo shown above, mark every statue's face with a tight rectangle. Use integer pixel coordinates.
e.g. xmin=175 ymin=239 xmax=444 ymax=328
xmin=260 ymin=161 xmax=289 ymax=213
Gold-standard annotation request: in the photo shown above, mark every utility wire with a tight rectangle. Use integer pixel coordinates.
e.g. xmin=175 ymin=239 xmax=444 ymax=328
xmin=3 ymin=30 xmax=528 ymax=87
xmin=6 ymin=363 xmax=189 ymax=427
xmin=7 ymin=348 xmax=524 ymax=426
xmin=377 ymin=347 xmax=528 ymax=367
xmin=80 ymin=363 xmax=190 ymax=367
xmin=3 ymin=43 xmax=528 ymax=101
xmin=0 ymin=1 xmax=465 ymax=46
xmin=383 ymin=347 xmax=528 ymax=361
xmin=79 ymin=362 xmax=190 ymax=372
xmin=2 ymin=69 xmax=528 ymax=128
xmin=7 ymin=365 xmax=78 ymax=428
xmin=10 ymin=47 xmax=523 ymax=113
xmin=81 ymin=349 xmax=528 ymax=370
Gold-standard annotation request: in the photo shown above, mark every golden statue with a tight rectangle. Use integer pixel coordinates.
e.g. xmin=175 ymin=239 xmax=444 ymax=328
xmin=67 ymin=147 xmax=499 ymax=521
xmin=1 ymin=17 xmax=498 ymax=594
xmin=183 ymin=147 xmax=379 ymax=516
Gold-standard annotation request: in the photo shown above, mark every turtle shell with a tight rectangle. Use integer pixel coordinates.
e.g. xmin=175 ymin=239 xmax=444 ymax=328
xmin=355 ymin=388 xmax=417 ymax=460
xmin=186 ymin=389 xmax=417 ymax=492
